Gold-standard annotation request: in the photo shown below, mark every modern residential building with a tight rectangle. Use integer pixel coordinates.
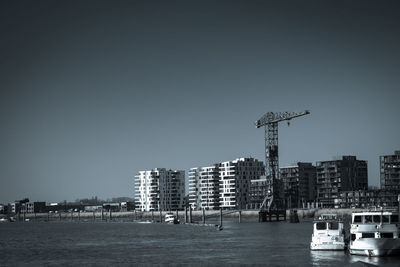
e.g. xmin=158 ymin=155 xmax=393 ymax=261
xmin=134 ymin=168 xmax=185 ymax=211
xmin=189 ymin=157 xmax=265 ymax=210
xmin=335 ymin=189 xmax=400 ymax=208
xmin=188 ymin=168 xmax=201 ymax=210
xmin=280 ymin=162 xmax=316 ymax=209
xmin=250 ymin=178 xmax=268 ymax=209
xmin=219 ymin=158 xmax=265 ymax=209
xmin=199 ymin=165 xmax=221 ymax=210
xmin=380 ymin=150 xmax=400 ymax=191
xmin=316 ymin=156 xmax=368 ymax=208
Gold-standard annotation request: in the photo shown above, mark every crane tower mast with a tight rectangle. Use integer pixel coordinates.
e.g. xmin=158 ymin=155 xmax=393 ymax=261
xmin=255 ymin=110 xmax=310 ymax=212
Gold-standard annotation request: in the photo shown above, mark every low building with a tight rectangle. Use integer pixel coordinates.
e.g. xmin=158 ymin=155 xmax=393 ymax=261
xmin=102 ymin=203 xmax=120 ymax=212
xmin=335 ymin=190 xmax=400 ymax=208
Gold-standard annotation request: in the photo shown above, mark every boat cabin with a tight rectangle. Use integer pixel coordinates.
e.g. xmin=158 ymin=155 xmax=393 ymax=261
xmin=352 ymin=212 xmax=399 ymax=224
xmin=313 ymin=214 xmax=343 ymax=234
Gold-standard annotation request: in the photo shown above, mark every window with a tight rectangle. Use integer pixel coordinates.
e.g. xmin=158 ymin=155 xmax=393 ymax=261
xmin=316 ymin=222 xmax=326 ymax=230
xmin=351 ymin=234 xmax=356 ymax=241
xmin=373 ymin=215 xmax=381 ymax=223
xmin=382 ymin=215 xmax=390 ymax=223
xmin=328 ymin=222 xmax=339 ymax=230
xmin=391 ymin=215 xmax=399 ymax=223
xmin=364 ymin=215 xmax=372 ymax=223
xmin=362 ymin=233 xmax=375 ymax=238
xmin=354 ymin=216 xmax=362 ymax=223
xmin=381 ymin=233 xmax=393 ymax=238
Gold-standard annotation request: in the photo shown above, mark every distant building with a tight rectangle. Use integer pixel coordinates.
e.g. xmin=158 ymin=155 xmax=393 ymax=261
xmin=280 ymin=162 xmax=316 ymax=209
xmin=189 ymin=157 xmax=265 ymax=210
xmin=335 ymin=189 xmax=400 ymax=208
xmin=188 ymin=166 xmax=221 ymax=210
xmin=134 ymin=168 xmax=185 ymax=211
xmin=250 ymin=178 xmax=268 ymax=209
xmin=316 ymin=156 xmax=368 ymax=208
xmin=380 ymin=150 xmax=400 ymax=191
xmin=102 ymin=203 xmax=120 ymax=212
xmin=219 ymin=158 xmax=264 ymax=209
xmin=188 ymin=168 xmax=201 ymax=210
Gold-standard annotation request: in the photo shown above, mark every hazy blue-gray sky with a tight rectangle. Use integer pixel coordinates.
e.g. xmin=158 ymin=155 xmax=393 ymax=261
xmin=1 ymin=0 xmax=399 ymax=203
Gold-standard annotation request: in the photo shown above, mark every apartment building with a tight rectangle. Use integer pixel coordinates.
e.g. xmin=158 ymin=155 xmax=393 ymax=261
xmin=219 ymin=158 xmax=265 ymax=209
xmin=249 ymin=178 xmax=268 ymax=209
xmin=189 ymin=157 xmax=264 ymax=210
xmin=280 ymin=162 xmax=316 ymax=209
xmin=316 ymin=156 xmax=368 ymax=208
xmin=134 ymin=168 xmax=185 ymax=211
xmin=380 ymin=150 xmax=400 ymax=191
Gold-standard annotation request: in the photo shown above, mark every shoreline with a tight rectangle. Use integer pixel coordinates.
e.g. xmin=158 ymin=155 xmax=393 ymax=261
xmin=1 ymin=208 xmax=392 ymax=223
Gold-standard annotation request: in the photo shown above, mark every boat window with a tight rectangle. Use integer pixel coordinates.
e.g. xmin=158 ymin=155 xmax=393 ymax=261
xmin=316 ymin=222 xmax=326 ymax=230
xmin=373 ymin=215 xmax=381 ymax=223
xmin=381 ymin=233 xmax=393 ymax=238
xmin=382 ymin=215 xmax=390 ymax=223
xmin=328 ymin=222 xmax=339 ymax=230
xmin=391 ymin=215 xmax=399 ymax=223
xmin=353 ymin=215 xmax=362 ymax=223
xmin=351 ymin=234 xmax=356 ymax=241
xmin=362 ymin=233 xmax=375 ymax=238
xmin=364 ymin=215 xmax=372 ymax=223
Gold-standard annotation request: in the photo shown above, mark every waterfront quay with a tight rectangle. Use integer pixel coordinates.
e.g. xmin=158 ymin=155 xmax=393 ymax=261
xmin=1 ymin=208 xmax=376 ymax=223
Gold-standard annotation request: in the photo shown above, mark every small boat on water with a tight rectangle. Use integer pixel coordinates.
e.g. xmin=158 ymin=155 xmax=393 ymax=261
xmin=310 ymin=214 xmax=345 ymax=251
xmin=349 ymin=210 xmax=400 ymax=257
xmin=165 ymin=213 xmax=179 ymax=224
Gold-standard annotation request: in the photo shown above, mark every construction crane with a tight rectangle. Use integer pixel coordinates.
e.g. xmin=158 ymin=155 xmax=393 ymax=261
xmin=255 ymin=110 xmax=310 ymax=213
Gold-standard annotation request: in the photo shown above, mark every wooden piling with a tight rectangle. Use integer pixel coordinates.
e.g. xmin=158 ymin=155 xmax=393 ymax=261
xmin=184 ymin=206 xmax=187 ymax=223
xmin=202 ymin=208 xmax=205 ymax=224
xmin=101 ymin=208 xmax=104 ymax=221
xmin=189 ymin=205 xmax=192 ymax=223
xmin=219 ymin=208 xmax=223 ymax=227
xmin=159 ymin=210 xmax=162 ymax=223
xmin=238 ymin=210 xmax=241 ymax=223
xmin=152 ymin=210 xmax=154 ymax=222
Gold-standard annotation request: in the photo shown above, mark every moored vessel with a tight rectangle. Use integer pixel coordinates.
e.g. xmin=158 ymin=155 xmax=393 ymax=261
xmin=349 ymin=210 xmax=400 ymax=257
xmin=310 ymin=214 xmax=345 ymax=250
xmin=165 ymin=212 xmax=179 ymax=224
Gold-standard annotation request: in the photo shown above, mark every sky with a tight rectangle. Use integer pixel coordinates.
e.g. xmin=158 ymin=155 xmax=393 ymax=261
xmin=1 ymin=0 xmax=399 ymax=203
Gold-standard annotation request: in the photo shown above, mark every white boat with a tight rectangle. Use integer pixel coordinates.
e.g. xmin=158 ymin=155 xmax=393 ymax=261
xmin=349 ymin=210 xmax=400 ymax=257
xmin=165 ymin=213 xmax=179 ymax=224
xmin=310 ymin=214 xmax=345 ymax=250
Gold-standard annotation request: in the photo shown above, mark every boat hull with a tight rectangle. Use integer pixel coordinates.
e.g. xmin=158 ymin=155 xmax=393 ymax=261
xmin=349 ymin=239 xmax=400 ymax=256
xmin=310 ymin=242 xmax=345 ymax=251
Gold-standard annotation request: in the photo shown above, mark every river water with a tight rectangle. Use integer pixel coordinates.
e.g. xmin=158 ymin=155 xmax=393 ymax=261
xmin=0 ymin=220 xmax=399 ymax=266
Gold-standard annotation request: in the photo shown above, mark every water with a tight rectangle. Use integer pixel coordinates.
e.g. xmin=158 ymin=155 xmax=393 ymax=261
xmin=1 ymin=221 xmax=399 ymax=266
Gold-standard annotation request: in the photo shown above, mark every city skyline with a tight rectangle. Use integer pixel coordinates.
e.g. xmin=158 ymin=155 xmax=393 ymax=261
xmin=1 ymin=1 xmax=400 ymax=203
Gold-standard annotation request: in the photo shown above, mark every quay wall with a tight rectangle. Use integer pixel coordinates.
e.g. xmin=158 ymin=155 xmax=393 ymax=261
xmin=1 ymin=208 xmax=385 ymax=223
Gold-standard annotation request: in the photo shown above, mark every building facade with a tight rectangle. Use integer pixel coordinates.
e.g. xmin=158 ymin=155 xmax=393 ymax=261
xmin=219 ymin=158 xmax=265 ymax=209
xmin=134 ymin=168 xmax=185 ymax=211
xmin=249 ymin=178 xmax=268 ymax=209
xmin=280 ymin=162 xmax=316 ymax=209
xmin=189 ymin=157 xmax=265 ymax=210
xmin=316 ymin=156 xmax=368 ymax=208
xmin=335 ymin=189 xmax=400 ymax=208
xmin=380 ymin=150 xmax=400 ymax=191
